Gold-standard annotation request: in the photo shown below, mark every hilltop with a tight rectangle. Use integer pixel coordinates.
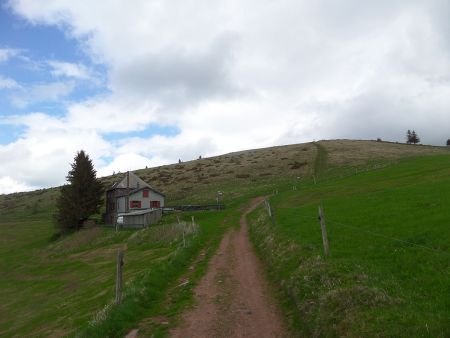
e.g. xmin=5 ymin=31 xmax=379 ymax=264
xmin=1 ymin=140 xmax=447 ymax=216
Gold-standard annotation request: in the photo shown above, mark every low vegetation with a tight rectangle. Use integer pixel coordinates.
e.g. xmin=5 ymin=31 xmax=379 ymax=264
xmin=0 ymin=140 xmax=449 ymax=336
xmin=0 ymin=205 xmax=236 ymax=337
xmin=249 ymin=154 xmax=450 ymax=337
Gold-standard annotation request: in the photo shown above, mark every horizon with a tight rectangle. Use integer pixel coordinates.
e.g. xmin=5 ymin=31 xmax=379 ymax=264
xmin=1 ymin=137 xmax=447 ymax=196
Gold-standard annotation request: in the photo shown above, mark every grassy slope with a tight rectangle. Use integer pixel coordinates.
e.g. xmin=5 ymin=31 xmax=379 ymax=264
xmin=0 ymin=140 xmax=448 ymax=336
xmin=249 ymin=153 xmax=450 ymax=337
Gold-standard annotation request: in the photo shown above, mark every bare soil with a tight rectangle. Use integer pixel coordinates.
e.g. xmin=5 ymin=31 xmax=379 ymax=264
xmin=170 ymin=197 xmax=288 ymax=338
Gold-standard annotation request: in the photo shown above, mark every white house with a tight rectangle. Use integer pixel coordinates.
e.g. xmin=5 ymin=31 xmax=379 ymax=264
xmin=104 ymin=171 xmax=165 ymax=226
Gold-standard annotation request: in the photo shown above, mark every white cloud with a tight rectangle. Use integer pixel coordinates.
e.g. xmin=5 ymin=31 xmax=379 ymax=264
xmin=97 ymin=153 xmax=155 ymax=178
xmin=2 ymin=0 xmax=450 ymax=193
xmin=11 ymin=81 xmax=75 ymax=108
xmin=0 ymin=176 xmax=35 ymax=194
xmin=66 ymin=97 xmax=160 ymax=133
xmin=0 ymin=76 xmax=20 ymax=89
xmin=0 ymin=48 xmax=20 ymax=62
xmin=0 ymin=113 xmax=112 ymax=190
xmin=47 ymin=60 xmax=92 ymax=80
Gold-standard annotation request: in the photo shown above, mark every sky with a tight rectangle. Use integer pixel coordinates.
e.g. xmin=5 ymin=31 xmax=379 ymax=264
xmin=0 ymin=0 xmax=449 ymax=194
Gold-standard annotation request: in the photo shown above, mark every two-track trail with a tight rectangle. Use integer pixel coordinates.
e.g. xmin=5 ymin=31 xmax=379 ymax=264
xmin=170 ymin=197 xmax=288 ymax=338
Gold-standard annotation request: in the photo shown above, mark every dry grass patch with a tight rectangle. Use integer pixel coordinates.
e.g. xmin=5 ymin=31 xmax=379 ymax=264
xmin=320 ymin=139 xmax=448 ymax=167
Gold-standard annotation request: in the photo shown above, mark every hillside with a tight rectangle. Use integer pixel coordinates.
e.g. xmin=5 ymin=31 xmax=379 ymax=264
xmin=1 ymin=140 xmax=447 ymax=215
xmin=0 ymin=139 xmax=449 ymax=337
xmin=249 ymin=153 xmax=450 ymax=337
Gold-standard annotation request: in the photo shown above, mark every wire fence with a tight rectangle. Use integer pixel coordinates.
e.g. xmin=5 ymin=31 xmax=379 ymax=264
xmin=263 ymin=201 xmax=450 ymax=258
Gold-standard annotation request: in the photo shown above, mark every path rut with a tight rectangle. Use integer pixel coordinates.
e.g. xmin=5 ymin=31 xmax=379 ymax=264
xmin=170 ymin=197 xmax=288 ymax=338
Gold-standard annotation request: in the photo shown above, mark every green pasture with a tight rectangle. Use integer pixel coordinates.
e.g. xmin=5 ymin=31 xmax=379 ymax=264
xmin=0 ymin=206 xmax=233 ymax=337
xmin=0 ymin=181 xmax=276 ymax=337
xmin=249 ymin=154 xmax=450 ymax=337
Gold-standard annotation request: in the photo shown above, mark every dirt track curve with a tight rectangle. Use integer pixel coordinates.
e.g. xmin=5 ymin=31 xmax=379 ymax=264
xmin=170 ymin=197 xmax=288 ymax=338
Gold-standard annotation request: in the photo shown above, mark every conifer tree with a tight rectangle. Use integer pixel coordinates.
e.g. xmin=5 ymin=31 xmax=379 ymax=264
xmin=446 ymin=139 xmax=450 ymax=146
xmin=406 ymin=130 xmax=420 ymax=144
xmin=406 ymin=130 xmax=412 ymax=144
xmin=411 ymin=130 xmax=420 ymax=144
xmin=56 ymin=150 xmax=103 ymax=233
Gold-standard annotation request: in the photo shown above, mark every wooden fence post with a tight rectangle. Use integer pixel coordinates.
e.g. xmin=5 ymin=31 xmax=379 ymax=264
xmin=318 ymin=205 xmax=329 ymax=256
xmin=191 ymin=215 xmax=195 ymax=227
xmin=115 ymin=250 xmax=124 ymax=304
xmin=270 ymin=204 xmax=275 ymax=225
xmin=313 ymin=175 xmax=317 ymax=185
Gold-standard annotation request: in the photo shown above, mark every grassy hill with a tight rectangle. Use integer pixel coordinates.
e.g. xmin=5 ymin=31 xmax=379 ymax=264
xmin=249 ymin=153 xmax=450 ymax=337
xmin=0 ymin=140 xmax=449 ymax=336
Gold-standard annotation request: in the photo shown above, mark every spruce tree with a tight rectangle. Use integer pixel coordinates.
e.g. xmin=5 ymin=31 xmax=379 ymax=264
xmin=447 ymin=139 xmax=450 ymax=146
xmin=56 ymin=150 xmax=104 ymax=233
xmin=411 ymin=130 xmax=420 ymax=144
xmin=406 ymin=130 xmax=412 ymax=144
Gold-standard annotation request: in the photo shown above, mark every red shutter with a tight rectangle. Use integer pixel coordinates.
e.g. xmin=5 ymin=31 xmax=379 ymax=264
xmin=143 ymin=189 xmax=149 ymax=198
xmin=130 ymin=201 xmax=141 ymax=208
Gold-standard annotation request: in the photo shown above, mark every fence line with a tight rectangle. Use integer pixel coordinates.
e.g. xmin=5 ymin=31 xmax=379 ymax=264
xmin=262 ymin=206 xmax=450 ymax=257
xmin=309 ymin=162 xmax=391 ymax=185
xmin=327 ymin=218 xmax=450 ymax=257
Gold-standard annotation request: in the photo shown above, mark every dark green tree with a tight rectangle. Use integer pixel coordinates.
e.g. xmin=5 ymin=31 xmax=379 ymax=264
xmin=55 ymin=150 xmax=104 ymax=233
xmin=406 ymin=130 xmax=412 ymax=144
xmin=406 ymin=130 xmax=420 ymax=144
xmin=411 ymin=130 xmax=420 ymax=144
xmin=446 ymin=139 xmax=450 ymax=146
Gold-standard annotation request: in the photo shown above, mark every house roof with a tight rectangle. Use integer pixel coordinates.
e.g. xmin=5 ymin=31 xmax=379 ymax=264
xmin=132 ymin=186 xmax=165 ymax=197
xmin=107 ymin=171 xmax=164 ymax=196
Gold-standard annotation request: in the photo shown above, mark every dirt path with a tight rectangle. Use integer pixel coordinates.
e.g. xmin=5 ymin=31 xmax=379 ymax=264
xmin=170 ymin=197 xmax=288 ymax=338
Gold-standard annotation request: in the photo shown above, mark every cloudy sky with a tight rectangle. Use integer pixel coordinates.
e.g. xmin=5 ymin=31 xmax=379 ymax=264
xmin=0 ymin=0 xmax=449 ymax=194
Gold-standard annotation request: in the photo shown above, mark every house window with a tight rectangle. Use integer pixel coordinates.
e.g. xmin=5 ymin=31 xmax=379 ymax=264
xmin=151 ymin=201 xmax=160 ymax=208
xmin=143 ymin=189 xmax=149 ymax=198
xmin=130 ymin=200 xmax=141 ymax=208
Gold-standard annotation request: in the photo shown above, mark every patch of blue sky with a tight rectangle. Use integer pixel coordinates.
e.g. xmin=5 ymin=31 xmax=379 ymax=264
xmin=0 ymin=92 xmax=60 ymax=117
xmin=0 ymin=5 xmax=109 ymax=115
xmin=104 ymin=124 xmax=180 ymax=142
xmin=0 ymin=6 xmax=83 ymax=62
xmin=68 ymin=78 xmax=110 ymax=100
xmin=0 ymin=123 xmax=25 ymax=145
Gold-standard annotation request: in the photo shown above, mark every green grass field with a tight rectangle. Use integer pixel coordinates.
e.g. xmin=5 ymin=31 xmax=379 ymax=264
xmin=0 ymin=179 xmax=277 ymax=337
xmin=1 ymin=140 xmax=449 ymax=337
xmin=0 ymin=205 xmax=237 ymax=337
xmin=249 ymin=154 xmax=450 ymax=337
